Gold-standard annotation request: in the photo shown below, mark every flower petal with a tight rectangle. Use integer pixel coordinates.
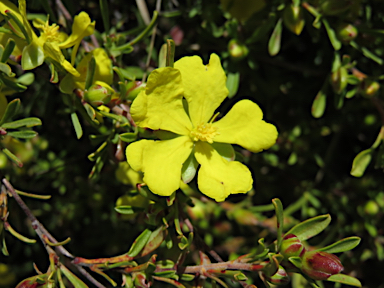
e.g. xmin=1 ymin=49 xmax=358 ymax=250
xmin=131 ymin=67 xmax=192 ymax=135
xmin=213 ymin=100 xmax=278 ymax=153
xmin=174 ymin=54 xmax=228 ymax=127
xmin=43 ymin=42 xmax=80 ymax=76
xmin=194 ymin=142 xmax=252 ymax=202
xmin=126 ymin=136 xmax=193 ymax=196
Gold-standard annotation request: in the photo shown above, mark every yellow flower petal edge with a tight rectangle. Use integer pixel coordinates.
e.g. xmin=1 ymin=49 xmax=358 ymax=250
xmin=213 ymin=99 xmax=278 ymax=153
xmin=126 ymin=137 xmax=193 ymax=196
xmin=194 ymin=141 xmax=252 ymax=202
xmin=174 ymin=54 xmax=228 ymax=127
xmin=131 ymin=67 xmax=192 ymax=135
xmin=59 ymin=12 xmax=95 ymax=49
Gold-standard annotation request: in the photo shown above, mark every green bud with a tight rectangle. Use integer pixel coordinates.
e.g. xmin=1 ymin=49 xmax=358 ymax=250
xmin=283 ymin=4 xmax=305 ymax=35
xmin=228 ymin=39 xmax=249 ymax=60
xmin=84 ymin=84 xmax=112 ymax=106
xmin=263 ymin=265 xmax=290 ymax=285
xmin=330 ymin=66 xmax=348 ymax=94
xmin=360 ymin=78 xmax=380 ymax=98
xmin=280 ymin=234 xmax=306 ymax=259
xmin=336 ymin=23 xmax=358 ymax=43
xmin=301 ymin=251 xmax=344 ymax=280
xmin=364 ymin=200 xmax=379 ymax=216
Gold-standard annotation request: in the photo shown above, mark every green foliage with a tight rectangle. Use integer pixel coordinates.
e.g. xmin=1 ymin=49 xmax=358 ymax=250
xmin=0 ymin=0 xmax=383 ymax=287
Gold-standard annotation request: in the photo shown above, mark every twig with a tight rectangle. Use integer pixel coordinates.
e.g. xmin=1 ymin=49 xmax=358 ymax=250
xmin=55 ymin=0 xmax=72 ymax=21
xmin=182 ymin=261 xmax=264 ymax=274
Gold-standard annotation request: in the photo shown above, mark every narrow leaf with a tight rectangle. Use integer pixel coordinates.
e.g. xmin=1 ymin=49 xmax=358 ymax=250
xmin=327 ymin=274 xmax=362 ymax=287
xmin=1 ymin=39 xmax=16 ymax=63
xmin=127 ymin=229 xmax=152 ymax=257
xmin=0 ymin=99 xmax=21 ymax=125
xmin=286 ymin=214 xmax=331 ymax=241
xmin=60 ymin=265 xmax=89 ymax=288
xmin=115 ymin=205 xmax=144 ymax=215
xmin=137 ymin=226 xmax=166 ymax=257
xmin=99 ymin=0 xmax=110 ymax=32
xmin=317 ymin=237 xmax=361 ymax=253
xmin=350 ymin=148 xmax=373 ymax=177
xmin=268 ymin=18 xmax=283 ymax=56
xmin=322 ymin=19 xmax=341 ymax=50
xmin=2 ymin=148 xmax=23 ymax=167
xmin=2 ymin=117 xmax=42 ymax=129
xmin=85 ymin=56 xmax=96 ymax=90
xmin=71 ymin=112 xmax=83 ymax=139
xmin=166 ymin=39 xmax=175 ymax=68
xmin=4 ymin=222 xmax=36 ymax=243
xmin=272 ymin=198 xmax=284 ymax=251
xmin=7 ymin=130 xmax=38 ymax=139
xmin=119 ymin=132 xmax=137 ymax=143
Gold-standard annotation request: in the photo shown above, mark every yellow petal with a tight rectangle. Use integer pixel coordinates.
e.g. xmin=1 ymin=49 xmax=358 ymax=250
xmin=115 ymin=162 xmax=142 ymax=186
xmin=43 ymin=42 xmax=80 ymax=76
xmin=58 ymin=12 xmax=95 ymax=49
xmin=194 ymin=142 xmax=252 ymax=202
xmin=213 ymin=100 xmax=278 ymax=153
xmin=174 ymin=54 xmax=228 ymax=127
xmin=131 ymin=67 xmax=192 ymax=135
xmin=126 ymin=136 xmax=193 ymax=196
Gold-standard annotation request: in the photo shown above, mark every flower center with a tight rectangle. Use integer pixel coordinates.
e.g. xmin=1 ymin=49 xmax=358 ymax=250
xmin=190 ymin=123 xmax=219 ymax=144
xmin=42 ymin=22 xmax=61 ymax=43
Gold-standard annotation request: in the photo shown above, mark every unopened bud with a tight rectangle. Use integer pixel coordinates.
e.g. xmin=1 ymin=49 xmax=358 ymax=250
xmin=228 ymin=39 xmax=249 ymax=60
xmin=263 ymin=265 xmax=290 ymax=285
xmin=302 ymin=251 xmax=344 ymax=280
xmin=336 ymin=23 xmax=358 ymax=43
xmin=364 ymin=200 xmax=379 ymax=216
xmin=283 ymin=4 xmax=305 ymax=35
xmin=280 ymin=234 xmax=306 ymax=259
xmin=84 ymin=84 xmax=112 ymax=106
xmin=360 ymin=78 xmax=380 ymax=98
xmin=330 ymin=66 xmax=348 ymax=94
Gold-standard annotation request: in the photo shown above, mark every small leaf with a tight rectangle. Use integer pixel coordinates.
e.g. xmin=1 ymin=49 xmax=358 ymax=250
xmin=286 ymin=214 xmax=331 ymax=241
xmin=317 ymin=236 xmax=361 ymax=253
xmin=322 ymin=19 xmax=341 ymax=50
xmin=311 ymin=87 xmax=327 ymax=118
xmin=119 ymin=132 xmax=137 ymax=143
xmin=268 ymin=18 xmax=283 ymax=56
xmin=0 ymin=63 xmax=15 ymax=77
xmin=327 ymin=274 xmax=362 ymax=287
xmin=85 ymin=56 xmax=96 ymax=90
xmin=272 ymin=198 xmax=284 ymax=251
xmin=127 ymin=229 xmax=152 ymax=257
xmin=2 ymin=148 xmax=23 ymax=167
xmin=17 ymin=73 xmax=35 ymax=86
xmin=0 ymin=99 xmax=21 ymax=125
xmin=2 ymin=233 xmax=9 ymax=256
xmin=71 ymin=112 xmax=83 ymax=139
xmin=226 ymin=72 xmax=240 ymax=98
xmin=1 ymin=39 xmax=16 ymax=63
xmin=4 ymin=222 xmax=36 ymax=243
xmin=7 ymin=130 xmax=38 ymax=139
xmin=60 ymin=265 xmax=89 ymax=288
xmin=115 ymin=205 xmax=144 ymax=215
xmin=137 ymin=226 xmax=166 ymax=257
xmin=350 ymin=148 xmax=373 ymax=177
xmin=2 ymin=117 xmax=42 ymax=129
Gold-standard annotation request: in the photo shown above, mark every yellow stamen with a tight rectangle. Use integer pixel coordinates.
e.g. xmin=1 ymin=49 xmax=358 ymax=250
xmin=190 ymin=123 xmax=219 ymax=144
xmin=41 ymin=21 xmax=61 ymax=43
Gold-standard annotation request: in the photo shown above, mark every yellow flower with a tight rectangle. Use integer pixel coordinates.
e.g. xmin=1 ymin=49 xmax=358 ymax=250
xmin=126 ymin=54 xmax=278 ymax=202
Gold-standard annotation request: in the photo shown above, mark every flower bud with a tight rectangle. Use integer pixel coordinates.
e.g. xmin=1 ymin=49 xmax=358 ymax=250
xmin=228 ymin=39 xmax=249 ymax=60
xmin=84 ymin=84 xmax=112 ymax=106
xmin=330 ymin=66 xmax=348 ymax=94
xmin=301 ymin=251 xmax=344 ymax=280
xmin=336 ymin=23 xmax=358 ymax=43
xmin=360 ymin=78 xmax=380 ymax=98
xmin=263 ymin=265 xmax=290 ymax=285
xmin=283 ymin=4 xmax=305 ymax=35
xmin=280 ymin=234 xmax=306 ymax=259
xmin=364 ymin=200 xmax=379 ymax=216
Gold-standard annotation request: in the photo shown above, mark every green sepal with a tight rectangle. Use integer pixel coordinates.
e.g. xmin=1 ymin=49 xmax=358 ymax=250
xmin=317 ymin=236 xmax=361 ymax=253
xmin=226 ymin=72 xmax=240 ymax=99
xmin=286 ymin=214 xmax=331 ymax=241
xmin=288 ymin=256 xmax=302 ymax=269
xmin=127 ymin=229 xmax=152 ymax=258
xmin=2 ymin=117 xmax=41 ymax=129
xmin=181 ymin=152 xmax=198 ymax=184
xmin=327 ymin=274 xmax=362 ymax=287
xmin=21 ymin=42 xmax=44 ymax=70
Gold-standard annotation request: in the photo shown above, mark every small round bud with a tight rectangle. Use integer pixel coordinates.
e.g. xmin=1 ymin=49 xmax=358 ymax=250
xmin=360 ymin=78 xmax=380 ymax=98
xmin=228 ymin=39 xmax=249 ymax=60
xmin=84 ymin=84 xmax=112 ymax=106
xmin=302 ymin=251 xmax=344 ymax=280
xmin=330 ymin=66 xmax=348 ymax=94
xmin=364 ymin=200 xmax=379 ymax=216
xmin=280 ymin=234 xmax=306 ymax=259
xmin=336 ymin=23 xmax=358 ymax=43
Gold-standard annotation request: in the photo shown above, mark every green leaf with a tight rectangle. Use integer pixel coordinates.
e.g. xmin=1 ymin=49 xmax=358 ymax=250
xmin=127 ymin=229 xmax=152 ymax=257
xmin=2 ymin=117 xmax=42 ymax=129
xmin=71 ymin=112 xmax=83 ymax=139
xmin=166 ymin=39 xmax=175 ymax=68
xmin=21 ymin=42 xmax=44 ymax=70
xmin=268 ymin=18 xmax=283 ymax=56
xmin=137 ymin=226 xmax=166 ymax=257
xmin=0 ymin=63 xmax=15 ymax=77
xmin=114 ymin=205 xmax=144 ymax=215
xmin=286 ymin=214 xmax=331 ymax=241
xmin=99 ymin=0 xmax=110 ymax=32
xmin=119 ymin=132 xmax=137 ymax=143
xmin=17 ymin=73 xmax=35 ymax=86
xmin=311 ymin=87 xmax=327 ymax=118
xmin=181 ymin=152 xmax=198 ymax=184
xmin=60 ymin=265 xmax=89 ymax=288
xmin=0 ymin=99 xmax=21 ymax=126
xmin=272 ymin=198 xmax=284 ymax=251
xmin=350 ymin=148 xmax=373 ymax=177
xmin=0 ymin=75 xmax=27 ymax=92
xmin=1 ymin=232 xmax=9 ymax=256
xmin=226 ymin=72 xmax=240 ymax=99
xmin=322 ymin=19 xmax=341 ymax=50
xmin=85 ymin=56 xmax=96 ymax=90
xmin=7 ymin=130 xmax=38 ymax=139
xmin=327 ymin=274 xmax=362 ymax=287
xmin=317 ymin=237 xmax=361 ymax=253
xmin=2 ymin=148 xmax=23 ymax=167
